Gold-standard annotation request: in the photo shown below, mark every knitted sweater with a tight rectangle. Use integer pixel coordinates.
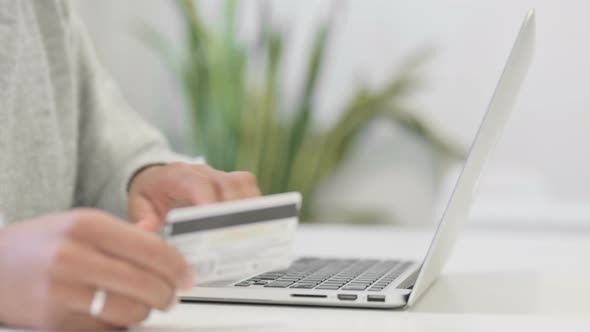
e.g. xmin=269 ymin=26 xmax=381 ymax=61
xmin=0 ymin=0 xmax=184 ymax=223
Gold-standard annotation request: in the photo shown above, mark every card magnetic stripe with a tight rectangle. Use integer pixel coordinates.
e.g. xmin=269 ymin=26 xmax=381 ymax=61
xmin=166 ymin=204 xmax=298 ymax=236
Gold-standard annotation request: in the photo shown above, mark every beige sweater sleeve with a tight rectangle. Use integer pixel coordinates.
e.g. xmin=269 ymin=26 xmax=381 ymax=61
xmin=68 ymin=6 xmax=194 ymax=218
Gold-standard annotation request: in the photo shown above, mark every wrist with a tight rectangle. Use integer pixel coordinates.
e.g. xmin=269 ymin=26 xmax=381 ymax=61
xmin=127 ymin=164 xmax=165 ymax=193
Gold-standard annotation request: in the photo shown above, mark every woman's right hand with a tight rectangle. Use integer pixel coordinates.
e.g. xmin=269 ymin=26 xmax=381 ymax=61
xmin=0 ymin=208 xmax=194 ymax=330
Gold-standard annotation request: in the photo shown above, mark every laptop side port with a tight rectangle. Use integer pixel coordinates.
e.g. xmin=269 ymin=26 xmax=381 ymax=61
xmin=290 ymin=294 xmax=327 ymax=298
xmin=337 ymin=294 xmax=358 ymax=301
xmin=367 ymin=295 xmax=386 ymax=302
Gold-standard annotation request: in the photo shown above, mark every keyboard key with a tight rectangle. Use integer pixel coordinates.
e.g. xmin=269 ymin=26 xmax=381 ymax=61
xmin=349 ymin=280 xmax=371 ymax=284
xmin=250 ymin=258 xmax=413 ymax=291
xmin=264 ymin=281 xmax=295 ymax=288
xmin=316 ymin=285 xmax=341 ymax=290
xmin=342 ymin=285 xmax=367 ymax=291
xmin=259 ymin=276 xmax=281 ymax=280
xmin=278 ymin=278 xmax=302 ymax=282
xmin=234 ymin=282 xmax=251 ymax=287
xmin=260 ymin=272 xmax=284 ymax=276
xmin=254 ymin=281 xmax=269 ymax=285
xmin=291 ymin=283 xmax=316 ymax=289
xmin=322 ymin=284 xmax=345 ymax=288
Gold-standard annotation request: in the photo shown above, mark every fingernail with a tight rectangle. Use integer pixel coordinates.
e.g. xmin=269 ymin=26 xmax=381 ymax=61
xmin=137 ymin=220 xmax=154 ymax=231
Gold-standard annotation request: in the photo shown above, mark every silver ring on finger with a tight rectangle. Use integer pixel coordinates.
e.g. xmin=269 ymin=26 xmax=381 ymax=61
xmin=89 ymin=288 xmax=107 ymax=317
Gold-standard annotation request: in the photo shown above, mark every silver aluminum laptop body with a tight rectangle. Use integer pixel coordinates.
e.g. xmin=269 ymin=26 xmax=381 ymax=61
xmin=180 ymin=10 xmax=536 ymax=309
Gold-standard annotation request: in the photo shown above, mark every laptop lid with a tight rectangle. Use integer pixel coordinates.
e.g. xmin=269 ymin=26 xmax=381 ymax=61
xmin=407 ymin=9 xmax=536 ymax=306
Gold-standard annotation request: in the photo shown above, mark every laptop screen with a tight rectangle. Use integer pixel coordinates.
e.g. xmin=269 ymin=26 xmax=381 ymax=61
xmin=408 ymin=10 xmax=536 ymax=305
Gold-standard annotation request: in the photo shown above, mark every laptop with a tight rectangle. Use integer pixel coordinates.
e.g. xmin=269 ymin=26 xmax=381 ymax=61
xmin=179 ymin=9 xmax=536 ymax=309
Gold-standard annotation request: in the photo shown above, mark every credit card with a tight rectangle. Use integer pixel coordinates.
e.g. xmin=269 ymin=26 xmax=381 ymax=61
xmin=164 ymin=192 xmax=301 ymax=284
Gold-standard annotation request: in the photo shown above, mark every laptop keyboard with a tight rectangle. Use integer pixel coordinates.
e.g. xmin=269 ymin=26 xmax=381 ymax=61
xmin=234 ymin=257 xmax=413 ymax=291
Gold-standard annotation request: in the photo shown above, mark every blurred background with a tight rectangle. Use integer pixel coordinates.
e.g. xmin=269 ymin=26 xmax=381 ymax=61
xmin=73 ymin=0 xmax=590 ymax=230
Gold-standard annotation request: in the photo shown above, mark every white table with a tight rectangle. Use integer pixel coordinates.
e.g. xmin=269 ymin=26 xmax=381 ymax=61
xmin=141 ymin=225 xmax=590 ymax=331
xmin=2 ymin=225 xmax=590 ymax=331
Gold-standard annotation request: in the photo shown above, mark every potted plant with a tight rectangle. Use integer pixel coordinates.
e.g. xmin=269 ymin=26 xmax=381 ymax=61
xmin=144 ymin=0 xmax=464 ymax=220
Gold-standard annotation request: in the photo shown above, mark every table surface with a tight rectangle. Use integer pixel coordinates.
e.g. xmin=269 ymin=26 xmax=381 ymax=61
xmin=141 ymin=225 xmax=590 ymax=332
xmin=3 ymin=224 xmax=590 ymax=331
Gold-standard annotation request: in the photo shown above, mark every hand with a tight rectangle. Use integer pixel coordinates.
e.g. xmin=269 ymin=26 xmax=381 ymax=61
xmin=128 ymin=163 xmax=261 ymax=232
xmin=0 ymin=209 xmax=194 ymax=330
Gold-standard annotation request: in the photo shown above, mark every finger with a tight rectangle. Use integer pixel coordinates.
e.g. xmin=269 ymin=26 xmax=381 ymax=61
xmin=129 ymin=194 xmax=163 ymax=230
xmin=210 ymin=172 xmax=244 ymax=201
xmin=51 ymin=240 xmax=176 ymax=311
xmin=132 ymin=164 xmax=221 ymax=220
xmin=136 ymin=219 xmax=161 ymax=233
xmin=46 ymin=311 xmax=115 ymax=331
xmin=52 ymin=280 xmax=155 ymax=327
xmin=229 ymin=171 xmax=261 ymax=197
xmin=67 ymin=210 xmax=194 ymax=290
xmin=146 ymin=172 xmax=220 ymax=220
xmin=179 ymin=171 xmax=221 ymax=205
xmin=27 ymin=305 xmax=114 ymax=331
xmin=153 ymin=169 xmax=220 ymax=211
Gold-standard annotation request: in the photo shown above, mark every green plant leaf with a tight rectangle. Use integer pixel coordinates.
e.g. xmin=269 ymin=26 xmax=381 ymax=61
xmin=280 ymin=19 xmax=332 ymax=193
xmin=143 ymin=1 xmax=463 ymax=222
xmin=255 ymin=23 xmax=286 ymax=193
xmin=290 ymin=50 xmax=431 ymax=199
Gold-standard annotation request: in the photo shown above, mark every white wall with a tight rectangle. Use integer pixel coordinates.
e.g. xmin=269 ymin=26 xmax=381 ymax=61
xmin=73 ymin=0 xmax=590 ymax=227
